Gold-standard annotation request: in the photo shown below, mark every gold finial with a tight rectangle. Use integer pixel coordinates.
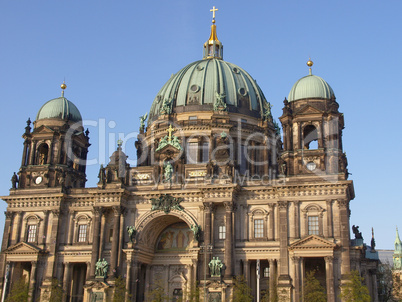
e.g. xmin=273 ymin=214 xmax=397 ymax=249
xmin=61 ymin=81 xmax=67 ymax=97
xmin=210 ymin=6 xmax=218 ymax=23
xmin=166 ymin=124 xmax=175 ymax=142
xmin=307 ymin=58 xmax=313 ymax=75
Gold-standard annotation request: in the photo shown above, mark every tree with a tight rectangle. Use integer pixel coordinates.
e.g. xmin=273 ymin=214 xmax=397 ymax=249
xmin=340 ymin=270 xmax=370 ymax=302
xmin=113 ymin=276 xmax=130 ymax=302
xmin=233 ymin=275 xmax=253 ymax=302
xmin=48 ymin=278 xmax=63 ymax=302
xmin=145 ymin=278 xmax=168 ymax=302
xmin=5 ymin=278 xmax=29 ymax=302
xmin=303 ymin=270 xmax=326 ymax=302
xmin=185 ymin=282 xmax=200 ymax=302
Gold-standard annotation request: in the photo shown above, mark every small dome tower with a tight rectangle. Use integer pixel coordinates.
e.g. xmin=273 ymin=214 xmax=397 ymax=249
xmin=279 ymin=60 xmax=348 ymax=180
xmin=17 ymin=83 xmax=90 ymax=191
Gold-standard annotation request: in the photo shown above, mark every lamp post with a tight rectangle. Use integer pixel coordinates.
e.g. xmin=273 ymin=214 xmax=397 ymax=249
xmin=200 ymin=243 xmax=213 ymax=302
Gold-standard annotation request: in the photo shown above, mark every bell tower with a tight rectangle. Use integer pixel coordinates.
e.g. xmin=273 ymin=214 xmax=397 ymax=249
xmin=279 ymin=59 xmax=348 ymax=179
xmin=17 ymin=83 xmax=90 ymax=191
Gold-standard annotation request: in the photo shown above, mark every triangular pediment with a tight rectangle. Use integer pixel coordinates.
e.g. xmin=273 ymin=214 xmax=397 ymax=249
xmin=33 ymin=125 xmax=55 ymax=134
xmin=296 ymin=105 xmax=323 ymax=115
xmin=289 ymin=235 xmax=337 ymax=251
xmin=156 ymin=143 xmax=181 ymax=154
xmin=4 ymin=242 xmax=43 ymax=254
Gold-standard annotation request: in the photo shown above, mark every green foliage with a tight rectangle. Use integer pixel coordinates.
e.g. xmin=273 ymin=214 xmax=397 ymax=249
xmin=233 ymin=275 xmax=253 ymax=302
xmin=113 ymin=276 xmax=130 ymax=302
xmin=5 ymin=278 xmax=29 ymax=302
xmin=303 ymin=270 xmax=326 ymax=302
xmin=340 ymin=270 xmax=370 ymax=302
xmin=48 ymin=278 xmax=63 ymax=302
xmin=185 ymin=282 xmax=200 ymax=302
xmin=145 ymin=278 xmax=168 ymax=302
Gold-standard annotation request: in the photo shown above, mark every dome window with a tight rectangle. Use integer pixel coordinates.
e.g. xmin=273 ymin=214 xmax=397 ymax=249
xmin=233 ymin=67 xmax=240 ymax=74
xmin=190 ymin=85 xmax=200 ymax=93
xmin=196 ymin=65 xmax=204 ymax=71
xmin=238 ymin=88 xmax=248 ymax=96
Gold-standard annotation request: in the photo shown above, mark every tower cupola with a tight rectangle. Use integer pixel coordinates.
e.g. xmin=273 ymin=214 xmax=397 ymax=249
xmin=203 ymin=6 xmax=223 ymax=60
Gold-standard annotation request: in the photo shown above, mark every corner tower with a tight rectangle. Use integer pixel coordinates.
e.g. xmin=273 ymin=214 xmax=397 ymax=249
xmin=17 ymin=83 xmax=90 ymax=191
xmin=279 ymin=59 xmax=348 ymax=180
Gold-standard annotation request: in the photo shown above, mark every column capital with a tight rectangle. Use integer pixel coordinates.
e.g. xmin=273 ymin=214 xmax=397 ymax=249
xmin=337 ymin=199 xmax=349 ymax=209
xmin=203 ymin=202 xmax=215 ymax=213
xmin=278 ymin=201 xmax=288 ymax=210
xmin=92 ymin=206 xmax=103 ymax=216
xmin=4 ymin=211 xmax=14 ymax=219
xmin=223 ymin=201 xmax=234 ymax=212
xmin=324 ymin=256 xmax=334 ymax=263
xmin=291 ymin=256 xmax=300 ymax=262
xmin=112 ymin=206 xmax=122 ymax=216
xmin=51 ymin=209 xmax=60 ymax=217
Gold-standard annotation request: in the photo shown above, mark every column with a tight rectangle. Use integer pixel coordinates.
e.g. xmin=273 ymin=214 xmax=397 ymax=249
xmin=324 ymin=256 xmax=335 ymax=302
xmin=294 ymin=201 xmax=300 ymax=239
xmin=268 ymin=204 xmax=274 ymax=241
xmin=28 ymin=261 xmax=37 ymax=302
xmin=44 ymin=210 xmax=60 ymax=279
xmin=42 ymin=210 xmax=49 ymax=245
xmin=98 ymin=211 xmax=107 ymax=259
xmin=90 ymin=207 xmax=102 ymax=277
xmin=110 ymin=206 xmax=121 ymax=276
xmin=125 ymin=258 xmax=132 ymax=301
xmin=86 ymin=261 xmax=91 ymax=280
xmin=326 ymin=200 xmax=334 ymax=238
xmin=278 ymin=201 xmax=289 ymax=277
xmin=243 ymin=260 xmax=250 ymax=285
xmin=131 ymin=261 xmax=140 ymax=302
xmin=292 ymin=256 xmax=301 ymax=302
xmin=62 ymin=262 xmax=72 ymax=302
xmin=203 ymin=202 xmax=213 ymax=277
xmin=1 ymin=212 xmax=13 ymax=251
xmin=117 ymin=209 xmax=125 ymax=270
xmin=268 ymin=259 xmax=276 ymax=302
xmin=67 ymin=210 xmax=75 ymax=245
xmin=337 ymin=200 xmax=351 ymax=277
xmin=224 ymin=202 xmax=233 ymax=277
xmin=11 ymin=212 xmax=22 ymax=245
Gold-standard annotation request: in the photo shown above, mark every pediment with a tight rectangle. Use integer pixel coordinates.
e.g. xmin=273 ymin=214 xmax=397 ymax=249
xmin=4 ymin=242 xmax=43 ymax=254
xmin=34 ymin=125 xmax=55 ymax=134
xmin=289 ymin=235 xmax=337 ymax=251
xmin=296 ymin=105 xmax=323 ymax=115
xmin=156 ymin=143 xmax=181 ymax=154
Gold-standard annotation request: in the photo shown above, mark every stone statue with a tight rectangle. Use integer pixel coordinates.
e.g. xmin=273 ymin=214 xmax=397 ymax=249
xmin=155 ymin=136 xmax=169 ymax=152
xmin=127 ymin=226 xmax=136 ymax=243
xmin=95 ymin=258 xmax=109 ymax=278
xmin=214 ymin=92 xmax=227 ymax=112
xmin=171 ymin=135 xmax=182 ymax=150
xmin=190 ymin=224 xmax=201 ymax=242
xmin=164 ymin=161 xmax=173 ymax=183
xmin=263 ymin=102 xmax=273 ymax=120
xmin=11 ymin=172 xmax=18 ymax=189
xmin=208 ymin=257 xmax=224 ymax=277
xmin=352 ymin=225 xmax=363 ymax=240
xmin=97 ymin=164 xmax=106 ymax=185
xmin=160 ymin=98 xmax=172 ymax=115
xmin=139 ymin=112 xmax=148 ymax=131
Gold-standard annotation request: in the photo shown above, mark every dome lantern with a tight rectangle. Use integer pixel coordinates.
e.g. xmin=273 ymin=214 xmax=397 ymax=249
xmin=203 ymin=6 xmax=223 ymax=60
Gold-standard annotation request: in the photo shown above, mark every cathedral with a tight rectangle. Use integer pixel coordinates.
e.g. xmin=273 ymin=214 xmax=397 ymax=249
xmin=0 ymin=8 xmax=379 ymax=302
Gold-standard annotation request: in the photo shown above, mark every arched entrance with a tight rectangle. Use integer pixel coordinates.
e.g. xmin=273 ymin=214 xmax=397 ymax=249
xmin=133 ymin=210 xmax=200 ymax=302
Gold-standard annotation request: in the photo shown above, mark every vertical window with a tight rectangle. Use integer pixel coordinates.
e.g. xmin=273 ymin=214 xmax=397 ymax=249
xmin=186 ymin=142 xmax=198 ymax=164
xmin=308 ymin=216 xmax=319 ymax=235
xmin=109 ymin=229 xmax=114 ymax=242
xmin=27 ymin=225 xmax=37 ymax=243
xmin=219 ymin=225 xmax=226 ymax=240
xmin=264 ymin=267 xmax=270 ymax=278
xmin=78 ymin=225 xmax=88 ymax=242
xmin=254 ymin=219 xmax=264 ymax=238
xmin=201 ymin=142 xmax=209 ymax=163
xmin=240 ymin=145 xmax=247 ymax=174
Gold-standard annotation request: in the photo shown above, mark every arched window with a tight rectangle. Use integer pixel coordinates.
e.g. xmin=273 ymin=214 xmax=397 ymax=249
xmin=302 ymin=204 xmax=324 ymax=236
xmin=303 ymin=125 xmax=318 ymax=150
xmin=24 ymin=215 xmax=41 ymax=244
xmin=74 ymin=214 xmax=91 ymax=244
xmin=37 ymin=143 xmax=49 ymax=165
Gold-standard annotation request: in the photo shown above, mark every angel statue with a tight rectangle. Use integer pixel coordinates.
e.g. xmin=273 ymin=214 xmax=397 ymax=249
xmin=139 ymin=112 xmax=148 ymax=131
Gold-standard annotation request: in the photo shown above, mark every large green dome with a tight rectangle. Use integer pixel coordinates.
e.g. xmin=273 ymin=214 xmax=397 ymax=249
xmin=36 ymin=96 xmax=82 ymax=122
xmin=149 ymin=58 xmax=268 ymax=121
xmin=288 ymin=73 xmax=335 ymax=102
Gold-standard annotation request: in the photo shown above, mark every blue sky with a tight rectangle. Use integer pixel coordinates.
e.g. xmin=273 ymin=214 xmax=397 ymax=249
xmin=0 ymin=1 xmax=400 ymax=250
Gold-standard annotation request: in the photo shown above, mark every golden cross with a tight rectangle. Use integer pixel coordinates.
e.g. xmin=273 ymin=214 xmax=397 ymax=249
xmin=166 ymin=124 xmax=175 ymax=142
xmin=210 ymin=6 xmax=218 ymax=20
